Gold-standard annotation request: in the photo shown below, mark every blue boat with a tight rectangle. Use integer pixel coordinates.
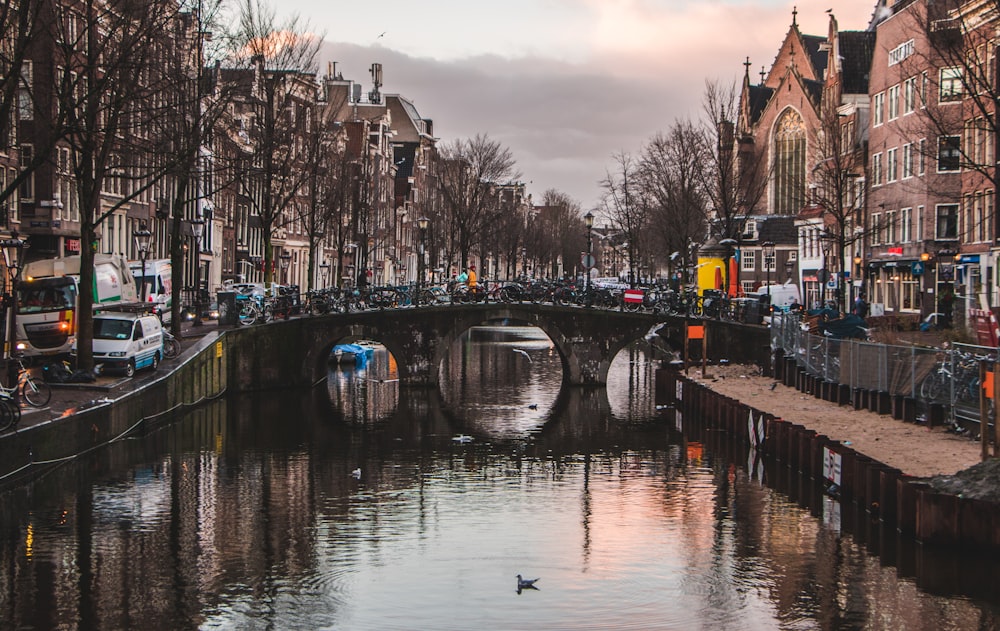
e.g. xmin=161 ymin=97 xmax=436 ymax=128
xmin=330 ymin=342 xmax=375 ymax=367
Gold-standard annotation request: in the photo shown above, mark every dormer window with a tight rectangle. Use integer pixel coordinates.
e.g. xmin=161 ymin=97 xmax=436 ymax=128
xmin=743 ymin=219 xmax=757 ymax=240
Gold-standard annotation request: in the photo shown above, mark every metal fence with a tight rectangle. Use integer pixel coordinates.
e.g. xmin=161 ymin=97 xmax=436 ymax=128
xmin=771 ymin=312 xmax=997 ymax=426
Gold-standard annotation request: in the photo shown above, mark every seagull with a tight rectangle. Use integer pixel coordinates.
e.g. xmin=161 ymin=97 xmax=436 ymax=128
xmin=452 ymin=434 xmax=473 ymax=443
xmin=377 ymin=31 xmax=386 ymax=38
xmin=512 ymin=348 xmax=532 ymax=362
xmin=516 ymin=575 xmax=540 ymax=590
xmin=351 ymin=468 xmax=362 ymax=479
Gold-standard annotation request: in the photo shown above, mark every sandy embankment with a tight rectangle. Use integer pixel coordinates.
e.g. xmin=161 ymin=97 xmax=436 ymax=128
xmin=688 ymin=363 xmax=983 ymax=478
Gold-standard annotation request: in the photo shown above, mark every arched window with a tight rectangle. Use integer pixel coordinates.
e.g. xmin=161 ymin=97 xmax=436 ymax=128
xmin=773 ymin=109 xmax=806 ymax=214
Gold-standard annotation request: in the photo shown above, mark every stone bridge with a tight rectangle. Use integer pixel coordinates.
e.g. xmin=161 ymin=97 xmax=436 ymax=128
xmin=224 ymin=304 xmax=770 ymax=391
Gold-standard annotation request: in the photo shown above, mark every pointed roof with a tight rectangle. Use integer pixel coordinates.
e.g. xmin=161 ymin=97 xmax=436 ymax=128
xmin=837 ymin=30 xmax=875 ymax=95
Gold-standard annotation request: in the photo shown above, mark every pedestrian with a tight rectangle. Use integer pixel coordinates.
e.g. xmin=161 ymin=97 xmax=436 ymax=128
xmin=853 ymin=294 xmax=868 ymax=318
xmin=466 ymin=264 xmax=477 ymax=289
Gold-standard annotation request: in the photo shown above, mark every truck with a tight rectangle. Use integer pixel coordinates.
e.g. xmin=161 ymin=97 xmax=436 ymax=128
xmin=129 ymin=259 xmax=172 ymax=323
xmin=16 ymin=254 xmax=139 ymax=358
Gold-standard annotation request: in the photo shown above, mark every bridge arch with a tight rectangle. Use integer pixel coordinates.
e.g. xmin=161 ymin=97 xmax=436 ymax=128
xmin=224 ymin=304 xmax=769 ymax=393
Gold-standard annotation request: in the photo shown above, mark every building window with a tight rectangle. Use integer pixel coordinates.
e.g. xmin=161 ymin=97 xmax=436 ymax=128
xmin=904 ymin=77 xmax=917 ymax=114
xmin=871 ymin=212 xmax=882 ymax=245
xmin=763 ymin=250 xmax=776 ymax=272
xmin=937 ymin=136 xmax=960 ymax=172
xmin=888 ymin=84 xmax=900 ymax=120
xmin=872 ymin=153 xmax=883 ymax=186
xmin=918 ymin=139 xmax=926 ymax=175
xmin=936 ymin=204 xmax=959 ymax=239
xmin=901 ymin=207 xmax=912 ymax=243
xmin=742 ymin=250 xmax=756 ymax=271
xmin=940 ymin=67 xmax=963 ymax=102
xmin=885 ymin=210 xmax=897 ymax=244
xmin=742 ymin=218 xmax=757 ymax=240
xmin=17 ymin=61 xmax=32 ymax=121
xmin=902 ymin=143 xmax=913 ymax=178
xmin=873 ymin=92 xmax=884 ymax=126
xmin=788 ymin=250 xmax=797 ymax=261
xmin=889 ymin=40 xmax=914 ymax=65
xmin=887 ymin=148 xmax=897 ymax=182
xmin=772 ymin=108 xmax=806 ymax=215
xmin=987 ymin=191 xmax=995 ymax=243
xmin=19 ymin=145 xmax=34 ymax=201
xmin=916 ymin=206 xmax=924 ymax=241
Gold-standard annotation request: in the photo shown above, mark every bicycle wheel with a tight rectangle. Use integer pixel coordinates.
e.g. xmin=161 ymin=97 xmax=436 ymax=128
xmin=21 ymin=377 xmax=52 ymax=408
xmin=0 ymin=399 xmax=16 ymax=433
xmin=163 ymin=335 xmax=181 ymax=359
xmin=239 ymin=302 xmax=257 ymax=325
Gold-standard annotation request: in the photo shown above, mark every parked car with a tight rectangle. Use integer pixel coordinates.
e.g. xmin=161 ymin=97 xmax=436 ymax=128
xmin=73 ymin=312 xmax=163 ymax=377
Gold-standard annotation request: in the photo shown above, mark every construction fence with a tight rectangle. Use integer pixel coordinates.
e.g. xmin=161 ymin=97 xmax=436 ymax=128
xmin=770 ymin=312 xmax=997 ymax=427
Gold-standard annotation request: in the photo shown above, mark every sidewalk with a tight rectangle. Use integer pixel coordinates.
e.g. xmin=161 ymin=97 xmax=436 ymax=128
xmin=14 ymin=318 xmax=220 ymax=430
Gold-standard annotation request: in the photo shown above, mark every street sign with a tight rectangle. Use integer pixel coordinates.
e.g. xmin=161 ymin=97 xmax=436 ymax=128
xmin=581 ymin=253 xmax=596 ymax=269
xmin=911 ymin=261 xmax=925 ymax=276
xmin=624 ymin=289 xmax=644 ymax=303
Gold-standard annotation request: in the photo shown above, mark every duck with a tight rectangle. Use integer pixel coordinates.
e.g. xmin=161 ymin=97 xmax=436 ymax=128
xmin=351 ymin=468 xmax=362 ymax=479
xmin=516 ymin=574 xmax=539 ymax=590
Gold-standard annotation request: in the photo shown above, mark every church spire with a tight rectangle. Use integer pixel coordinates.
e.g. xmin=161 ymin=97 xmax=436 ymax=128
xmin=792 ymin=6 xmax=798 ymax=27
xmin=744 ymin=56 xmax=751 ymax=82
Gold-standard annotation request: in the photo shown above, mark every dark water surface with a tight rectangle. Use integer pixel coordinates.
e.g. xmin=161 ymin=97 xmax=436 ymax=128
xmin=1 ymin=326 xmax=998 ymax=630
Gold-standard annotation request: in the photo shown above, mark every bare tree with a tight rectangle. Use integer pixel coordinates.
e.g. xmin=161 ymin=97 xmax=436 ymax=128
xmin=55 ymin=0 xmax=190 ymax=371
xmin=0 ymin=0 xmax=59 ymax=213
xmin=638 ymin=122 xmax=710 ymax=286
xmin=229 ymin=0 xmax=320 ymax=284
xmin=810 ymin=102 xmax=867 ymax=313
xmin=436 ymin=134 xmax=519 ymax=268
xmin=599 ymin=152 xmax=647 ymax=287
xmin=529 ymin=189 xmax=584 ymax=279
xmin=701 ymin=80 xmax=769 ymax=293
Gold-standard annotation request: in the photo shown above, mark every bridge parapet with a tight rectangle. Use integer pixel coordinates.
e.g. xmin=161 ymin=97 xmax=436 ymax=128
xmin=222 ymin=304 xmax=769 ymax=391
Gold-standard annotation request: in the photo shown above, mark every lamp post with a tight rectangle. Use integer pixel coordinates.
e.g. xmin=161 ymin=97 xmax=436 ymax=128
xmin=762 ymin=241 xmax=775 ymax=303
xmin=417 ymin=217 xmax=428 ymax=307
xmin=319 ymin=261 xmax=330 ymax=289
xmin=133 ymin=221 xmax=153 ymax=303
xmin=521 ymin=247 xmax=527 ymax=279
xmin=280 ymin=251 xmax=292 ymax=285
xmin=188 ymin=217 xmax=205 ymax=327
xmin=2 ymin=235 xmax=25 ymax=405
xmin=584 ymin=211 xmax=594 ymax=303
xmin=821 ymin=242 xmax=831 ymax=308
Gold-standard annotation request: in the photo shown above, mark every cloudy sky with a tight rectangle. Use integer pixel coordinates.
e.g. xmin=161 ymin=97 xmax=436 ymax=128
xmin=272 ymin=0 xmax=876 ymax=212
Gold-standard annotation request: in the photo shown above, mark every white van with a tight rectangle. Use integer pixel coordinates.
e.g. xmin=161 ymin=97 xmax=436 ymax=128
xmin=130 ymin=259 xmax=172 ymax=323
xmin=73 ymin=312 xmax=163 ymax=377
xmin=757 ymin=282 xmax=801 ymax=311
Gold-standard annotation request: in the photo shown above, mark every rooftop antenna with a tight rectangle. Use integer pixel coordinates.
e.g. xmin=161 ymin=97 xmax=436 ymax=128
xmin=369 ymin=63 xmax=382 ymax=104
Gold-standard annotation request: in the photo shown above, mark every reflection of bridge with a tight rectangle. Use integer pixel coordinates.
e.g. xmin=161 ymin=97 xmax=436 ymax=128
xmin=226 ymin=303 xmax=769 ymax=389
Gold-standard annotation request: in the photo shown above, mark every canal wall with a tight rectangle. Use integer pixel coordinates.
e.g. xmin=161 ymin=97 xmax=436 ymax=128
xmin=0 ymin=332 xmax=227 ymax=487
xmin=657 ymin=368 xmax=1000 ymax=555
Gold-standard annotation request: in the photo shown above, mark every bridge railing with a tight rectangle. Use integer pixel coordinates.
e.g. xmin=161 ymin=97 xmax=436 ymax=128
xmin=771 ymin=311 xmax=995 ymax=430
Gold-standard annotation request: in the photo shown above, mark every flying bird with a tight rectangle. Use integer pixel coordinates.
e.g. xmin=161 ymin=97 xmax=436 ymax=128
xmin=351 ymin=468 xmax=362 ymax=479
xmin=512 ymin=348 xmax=532 ymax=362
xmin=452 ymin=434 xmax=473 ymax=443
xmin=377 ymin=31 xmax=386 ymax=38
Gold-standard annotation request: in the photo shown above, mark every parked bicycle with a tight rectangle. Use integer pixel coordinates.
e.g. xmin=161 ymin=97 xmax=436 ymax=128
xmin=0 ymin=355 xmax=52 ymax=410
xmin=162 ymin=330 xmax=182 ymax=359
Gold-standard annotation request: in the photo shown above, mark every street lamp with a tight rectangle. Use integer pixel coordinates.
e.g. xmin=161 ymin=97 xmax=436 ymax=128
xmin=417 ymin=216 xmax=429 ymax=307
xmin=762 ymin=241 xmax=775 ymax=302
xmin=319 ymin=261 xmax=330 ymax=289
xmin=584 ymin=211 xmax=594 ymax=303
xmin=133 ymin=221 xmax=153 ymax=302
xmin=521 ymin=246 xmax=527 ymax=279
xmin=280 ymin=251 xmax=292 ymax=285
xmin=188 ymin=217 xmax=205 ymax=327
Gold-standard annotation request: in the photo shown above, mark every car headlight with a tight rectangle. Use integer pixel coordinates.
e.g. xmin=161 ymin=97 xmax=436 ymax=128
xmin=109 ymin=351 xmax=127 ymax=357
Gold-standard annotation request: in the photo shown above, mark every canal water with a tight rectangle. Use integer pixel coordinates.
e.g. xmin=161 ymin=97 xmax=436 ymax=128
xmin=1 ymin=325 xmax=998 ymax=630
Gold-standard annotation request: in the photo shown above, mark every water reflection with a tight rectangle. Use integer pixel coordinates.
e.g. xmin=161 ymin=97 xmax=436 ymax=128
xmin=0 ymin=326 xmax=997 ymax=630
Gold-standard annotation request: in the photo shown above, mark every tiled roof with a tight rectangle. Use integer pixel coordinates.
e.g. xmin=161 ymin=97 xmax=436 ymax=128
xmin=838 ymin=31 xmax=875 ymax=95
xmin=803 ymin=78 xmax=824 ymax=105
xmin=747 ymin=84 xmax=773 ymax=125
xmin=758 ymin=216 xmax=798 ymax=245
xmin=801 ymin=34 xmax=829 ymax=78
